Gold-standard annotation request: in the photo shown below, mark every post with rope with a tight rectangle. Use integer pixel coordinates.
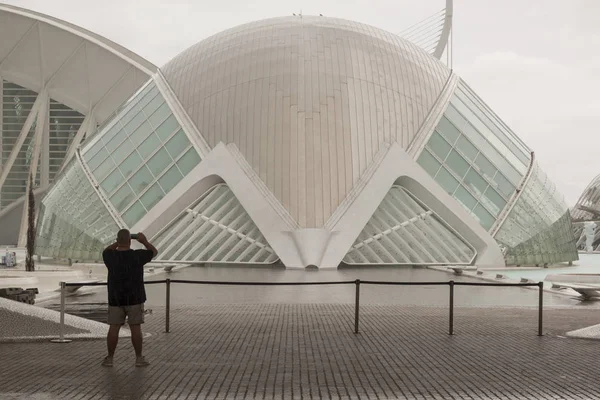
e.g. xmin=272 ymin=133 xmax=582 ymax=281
xmin=50 ymin=281 xmax=72 ymax=343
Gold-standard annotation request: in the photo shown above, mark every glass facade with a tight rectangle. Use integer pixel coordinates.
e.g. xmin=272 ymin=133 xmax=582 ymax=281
xmin=48 ymin=99 xmax=85 ymax=182
xmin=495 ymin=163 xmax=578 ymax=265
xmin=82 ymin=81 xmax=201 ymax=227
xmin=417 ymin=78 xmax=577 ymax=265
xmin=36 ymin=160 xmax=118 ymax=260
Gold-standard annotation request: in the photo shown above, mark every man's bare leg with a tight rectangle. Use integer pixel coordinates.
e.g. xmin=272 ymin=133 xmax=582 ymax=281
xmin=102 ymin=324 xmax=121 ymax=367
xmin=130 ymin=324 xmax=149 ymax=366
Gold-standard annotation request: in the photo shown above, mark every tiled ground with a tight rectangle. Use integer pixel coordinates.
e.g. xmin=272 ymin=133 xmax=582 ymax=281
xmin=2 ymin=304 xmax=600 ymax=399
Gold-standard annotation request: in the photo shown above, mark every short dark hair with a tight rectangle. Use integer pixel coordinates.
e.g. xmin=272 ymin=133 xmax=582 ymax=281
xmin=117 ymin=229 xmax=131 ymax=245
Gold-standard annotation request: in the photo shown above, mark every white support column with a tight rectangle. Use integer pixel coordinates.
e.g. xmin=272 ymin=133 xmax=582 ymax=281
xmin=17 ymin=92 xmax=48 ymax=247
xmin=40 ymin=98 xmax=50 ymax=187
xmin=0 ymin=92 xmax=44 ymax=190
xmin=58 ymin=113 xmax=91 ymax=174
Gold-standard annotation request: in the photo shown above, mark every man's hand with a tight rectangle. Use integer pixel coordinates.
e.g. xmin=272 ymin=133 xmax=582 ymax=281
xmin=136 ymin=232 xmax=148 ymax=243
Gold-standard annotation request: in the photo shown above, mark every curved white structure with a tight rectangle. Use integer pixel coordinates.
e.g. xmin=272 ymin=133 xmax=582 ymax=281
xmin=0 ymin=3 xmax=156 ymax=246
xmin=33 ymin=14 xmax=578 ymax=268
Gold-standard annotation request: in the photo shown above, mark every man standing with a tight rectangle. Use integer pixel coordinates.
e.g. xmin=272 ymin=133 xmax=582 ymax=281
xmin=101 ymin=229 xmax=158 ymax=367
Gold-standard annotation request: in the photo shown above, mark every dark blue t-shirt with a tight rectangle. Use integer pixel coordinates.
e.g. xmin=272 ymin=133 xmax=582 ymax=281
xmin=103 ymin=249 xmax=153 ymax=307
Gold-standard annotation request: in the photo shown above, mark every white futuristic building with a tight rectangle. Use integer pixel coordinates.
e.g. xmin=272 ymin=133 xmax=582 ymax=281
xmin=11 ymin=4 xmax=577 ymax=268
xmin=0 ymin=3 xmax=156 ymax=246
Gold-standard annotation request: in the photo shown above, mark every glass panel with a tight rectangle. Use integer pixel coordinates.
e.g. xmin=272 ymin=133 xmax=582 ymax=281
xmin=144 ymin=93 xmax=164 ymax=116
xmin=176 ymin=147 xmax=201 ymax=176
xmin=493 ymin=172 xmax=516 ymax=199
xmin=138 ymin=133 xmax=161 ymax=161
xmin=474 ymin=153 xmax=497 ymax=181
xmin=155 ymin=115 xmax=179 ymax=141
xmin=119 ymin=151 xmax=142 ymax=179
xmin=434 ymin=167 xmax=459 ymax=195
xmin=101 ymin=168 xmax=125 ymax=195
xmin=102 ymin=123 xmax=124 ymax=146
xmin=104 ymin=129 xmax=127 ymax=153
xmin=93 ymin=156 xmax=116 ymax=182
xmin=445 ymin=150 xmax=470 ymax=179
xmin=122 ymin=110 xmax=146 ymax=135
xmin=455 ymin=136 xmax=478 ymax=161
xmin=86 ymin=147 xmax=108 ymax=170
xmin=140 ymin=182 xmax=165 ymax=210
xmin=464 ymin=169 xmax=487 ymax=198
xmin=112 ymin=138 xmax=135 ymax=164
xmin=472 ymin=203 xmax=495 ymax=231
xmin=444 ymin=104 xmax=467 ymax=131
xmin=147 ymin=148 xmax=172 ymax=176
xmin=165 ymin=130 xmax=191 ymax=159
xmin=427 ymin=131 xmax=451 ymax=161
xmin=137 ymin=86 xmax=159 ymax=110
xmin=122 ymin=201 xmax=146 ymax=227
xmin=110 ymin=184 xmax=135 ymax=212
xmin=482 ymin=186 xmax=506 ymax=217
xmin=454 ymin=185 xmax=477 ymax=212
xmin=128 ymin=166 xmax=153 ymax=195
xmin=417 ymin=149 xmax=441 ymax=177
xmin=158 ymin=165 xmax=183 ymax=193
xmin=129 ymin=121 xmax=153 ymax=144
xmin=148 ymin=103 xmax=171 ymax=128
xmin=436 ymin=116 xmax=461 ymax=145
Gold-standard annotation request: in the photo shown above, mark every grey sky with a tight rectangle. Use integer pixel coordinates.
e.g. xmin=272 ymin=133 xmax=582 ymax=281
xmin=5 ymin=0 xmax=598 ymax=206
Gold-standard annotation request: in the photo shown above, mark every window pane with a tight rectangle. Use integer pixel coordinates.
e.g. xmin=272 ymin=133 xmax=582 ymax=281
xmin=177 ymin=147 xmax=201 ymax=175
xmin=143 ymin=92 xmax=164 ymax=116
xmin=138 ymin=133 xmax=161 ymax=161
xmin=455 ymin=135 xmax=478 ymax=161
xmin=427 ymin=131 xmax=451 ymax=161
xmin=122 ymin=201 xmax=146 ymax=227
xmin=147 ymin=148 xmax=172 ymax=176
xmin=165 ymin=130 xmax=191 ymax=159
xmin=436 ymin=116 xmax=461 ymax=145
xmin=493 ymin=172 xmax=515 ymax=198
xmin=445 ymin=150 xmax=470 ymax=179
xmin=101 ymin=168 xmax=125 ymax=195
xmin=474 ymin=153 xmax=497 ymax=181
xmin=148 ymin=103 xmax=171 ymax=128
xmin=104 ymin=129 xmax=127 ymax=153
xmin=464 ymin=169 xmax=487 ymax=198
xmin=128 ymin=165 xmax=153 ymax=195
xmin=93 ymin=156 xmax=116 ymax=182
xmin=140 ymin=183 xmax=165 ymax=210
xmin=84 ymin=140 xmax=105 ymax=162
xmin=482 ymin=186 xmax=507 ymax=217
xmin=435 ymin=167 xmax=459 ymax=195
xmin=472 ymin=203 xmax=495 ymax=231
xmin=110 ymin=184 xmax=135 ymax=212
xmin=123 ymin=110 xmax=146 ymax=135
xmin=86 ymin=147 xmax=108 ymax=170
xmin=129 ymin=121 xmax=153 ymax=144
xmin=454 ymin=185 xmax=477 ymax=212
xmin=137 ymin=86 xmax=159 ymax=110
xmin=444 ymin=104 xmax=467 ymax=131
xmin=112 ymin=138 xmax=135 ymax=164
xmin=158 ymin=165 xmax=183 ymax=194
xmin=119 ymin=151 xmax=142 ymax=179
xmin=417 ymin=149 xmax=441 ymax=177
xmin=155 ymin=115 xmax=179 ymax=141
xmin=102 ymin=123 xmax=124 ymax=146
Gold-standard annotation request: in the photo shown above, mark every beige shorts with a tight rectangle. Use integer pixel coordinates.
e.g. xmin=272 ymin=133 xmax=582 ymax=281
xmin=107 ymin=304 xmax=145 ymax=325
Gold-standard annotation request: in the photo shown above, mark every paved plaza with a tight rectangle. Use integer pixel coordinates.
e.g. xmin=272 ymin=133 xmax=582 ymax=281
xmin=2 ymin=304 xmax=600 ymax=399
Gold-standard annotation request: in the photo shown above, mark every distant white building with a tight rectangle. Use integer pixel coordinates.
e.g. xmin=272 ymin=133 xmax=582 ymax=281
xmin=2 ymin=4 xmax=577 ymax=268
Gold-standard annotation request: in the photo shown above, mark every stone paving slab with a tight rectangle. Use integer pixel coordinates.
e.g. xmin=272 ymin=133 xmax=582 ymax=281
xmin=2 ymin=304 xmax=600 ymax=399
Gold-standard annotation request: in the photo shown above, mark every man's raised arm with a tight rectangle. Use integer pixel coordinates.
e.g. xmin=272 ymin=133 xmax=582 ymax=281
xmin=136 ymin=233 xmax=158 ymax=258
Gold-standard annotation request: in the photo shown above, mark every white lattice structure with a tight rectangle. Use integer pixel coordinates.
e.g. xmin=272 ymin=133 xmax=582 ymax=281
xmin=32 ymin=8 xmax=577 ymax=268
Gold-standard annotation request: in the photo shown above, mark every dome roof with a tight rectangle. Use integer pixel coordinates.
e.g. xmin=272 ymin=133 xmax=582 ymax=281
xmin=161 ymin=16 xmax=450 ymax=228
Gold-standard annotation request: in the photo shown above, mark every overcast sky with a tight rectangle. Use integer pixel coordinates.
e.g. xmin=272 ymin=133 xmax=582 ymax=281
xmin=5 ymin=0 xmax=598 ymax=206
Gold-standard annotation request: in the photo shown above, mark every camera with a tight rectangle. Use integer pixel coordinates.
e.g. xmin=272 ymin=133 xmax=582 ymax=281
xmin=131 ymin=234 xmax=138 ymax=239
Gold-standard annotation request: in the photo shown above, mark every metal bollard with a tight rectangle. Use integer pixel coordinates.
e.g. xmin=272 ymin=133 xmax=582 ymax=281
xmin=165 ymin=279 xmax=171 ymax=333
xmin=50 ymin=282 xmax=72 ymax=343
xmin=354 ymin=279 xmax=360 ymax=334
xmin=449 ymin=280 xmax=454 ymax=335
xmin=538 ymin=281 xmax=543 ymax=336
